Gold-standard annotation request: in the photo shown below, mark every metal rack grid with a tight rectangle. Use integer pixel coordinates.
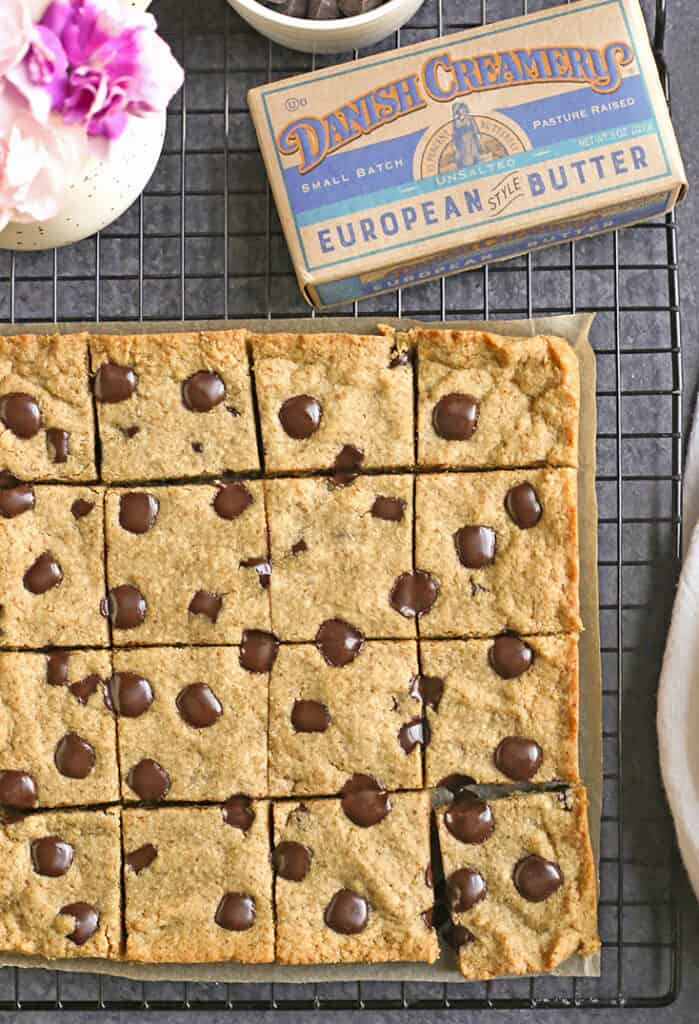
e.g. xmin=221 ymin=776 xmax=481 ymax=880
xmin=0 ymin=0 xmax=682 ymax=1011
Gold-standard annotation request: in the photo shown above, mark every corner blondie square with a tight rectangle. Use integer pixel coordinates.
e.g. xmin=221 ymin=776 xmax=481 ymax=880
xmin=415 ymin=468 xmax=581 ymax=638
xmin=113 ymin=647 xmax=267 ymax=803
xmin=411 ymin=329 xmax=579 ymax=469
xmin=435 ymin=786 xmax=599 ymax=979
xmin=421 ymin=636 xmax=579 ymax=787
xmin=0 ymin=484 xmax=108 ymax=649
xmin=250 ymin=331 xmax=413 ymax=473
xmin=122 ymin=804 xmax=274 ymax=963
xmin=0 ymin=650 xmax=118 ymax=809
xmin=268 ymin=640 xmax=422 ymax=796
xmin=104 ymin=482 xmax=270 ymax=645
xmin=89 ymin=331 xmax=259 ymax=482
xmin=0 ymin=332 xmax=96 ymax=482
xmin=0 ymin=808 xmax=121 ymax=959
xmin=265 ymin=474 xmax=416 ymax=641
xmin=272 ymin=791 xmax=438 ymax=964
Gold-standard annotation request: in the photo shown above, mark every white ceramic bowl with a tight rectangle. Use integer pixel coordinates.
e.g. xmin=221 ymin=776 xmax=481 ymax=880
xmin=227 ymin=0 xmax=424 ymax=54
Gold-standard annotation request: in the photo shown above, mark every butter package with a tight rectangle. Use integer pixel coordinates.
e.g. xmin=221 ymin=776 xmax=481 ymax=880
xmin=248 ymin=0 xmax=686 ymax=308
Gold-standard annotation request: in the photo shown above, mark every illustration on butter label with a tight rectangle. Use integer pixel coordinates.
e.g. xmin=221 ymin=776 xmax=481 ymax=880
xmin=417 ymin=102 xmax=528 ymax=178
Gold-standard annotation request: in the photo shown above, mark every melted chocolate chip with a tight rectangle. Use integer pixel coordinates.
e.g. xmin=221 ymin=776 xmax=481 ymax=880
xmin=94 ymin=362 xmax=137 ymax=403
xmin=505 ymin=483 xmax=542 ymax=529
xmin=272 ymin=841 xmax=312 ymax=881
xmin=0 ymin=770 xmax=37 ymax=807
xmin=120 ymin=425 xmax=140 ymax=439
xmin=213 ymin=482 xmax=253 ymax=520
xmin=176 ymin=683 xmax=222 ymax=728
xmin=422 ymin=907 xmax=434 ymax=929
xmin=127 ymin=759 xmax=170 ymax=801
xmin=240 ymin=630 xmax=279 ymax=673
xmin=513 ymin=855 xmax=563 ymax=902
xmin=278 ymin=395 xmax=322 ymax=439
xmin=46 ymin=428 xmax=69 ymax=463
xmin=389 ymin=570 xmax=439 ymax=618
xmin=222 ymin=795 xmax=255 ymax=831
xmin=192 ymin=442 xmax=204 ymax=453
xmin=315 ymin=619 xmax=365 ymax=667
xmin=443 ymin=922 xmax=473 ymax=950
xmin=0 ymin=484 xmax=35 ymax=519
xmin=398 ymin=717 xmax=429 ymax=754
xmin=444 ymin=792 xmax=494 ymax=845
xmin=47 ymin=651 xmax=70 ymax=686
xmin=215 ymin=893 xmax=255 ymax=931
xmin=342 ymin=772 xmax=384 ymax=793
xmin=23 ymin=552 xmax=63 ymax=595
xmin=432 ymin=393 xmax=479 ymax=441
xmin=59 ymin=902 xmax=99 ymax=945
xmin=54 ymin=733 xmax=95 ymax=779
xmin=71 ymin=498 xmax=94 ymax=519
xmin=226 ymin=405 xmax=240 ymax=417
xmin=31 ymin=836 xmax=74 ymax=877
xmin=126 ymin=843 xmax=158 ymax=874
xmin=102 ymin=586 xmax=147 ymax=629
xmin=410 ymin=675 xmax=444 ymax=710
xmin=447 ymin=868 xmax=487 ymax=912
xmin=108 ymin=672 xmax=153 ymax=717
xmin=371 ymin=496 xmax=406 ymax=522
xmin=188 ymin=590 xmax=222 ymax=624
xmin=324 ymin=889 xmax=369 ymax=934
xmin=70 ymin=674 xmax=101 ymax=705
xmin=489 ymin=635 xmax=533 ymax=679
xmin=0 ymin=392 xmax=42 ymax=438
xmin=291 ymin=700 xmax=331 ymax=733
xmin=425 ymin=864 xmax=433 ymax=888
xmin=182 ymin=371 xmax=225 ymax=412
xmin=438 ymin=774 xmax=476 ymax=794
xmin=330 ymin=444 xmax=364 ymax=486
xmin=291 ymin=539 xmax=307 ymax=556
xmin=341 ymin=781 xmax=391 ymax=827
xmin=389 ymin=347 xmax=410 ymax=368
xmin=454 ymin=526 xmax=496 ymax=569
xmin=494 ymin=737 xmax=543 ymax=781
xmin=119 ymin=492 xmax=159 ymax=534
xmin=240 ymin=557 xmax=271 ymax=589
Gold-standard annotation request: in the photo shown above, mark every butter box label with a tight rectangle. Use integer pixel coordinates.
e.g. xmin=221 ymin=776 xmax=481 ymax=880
xmin=248 ymin=0 xmax=686 ymax=308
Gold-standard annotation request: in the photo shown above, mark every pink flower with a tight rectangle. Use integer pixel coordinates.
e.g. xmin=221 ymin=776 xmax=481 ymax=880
xmin=0 ymin=0 xmax=33 ymax=80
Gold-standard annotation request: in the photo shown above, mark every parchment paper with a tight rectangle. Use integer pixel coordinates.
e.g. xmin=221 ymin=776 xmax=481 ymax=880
xmin=0 ymin=313 xmax=600 ymax=983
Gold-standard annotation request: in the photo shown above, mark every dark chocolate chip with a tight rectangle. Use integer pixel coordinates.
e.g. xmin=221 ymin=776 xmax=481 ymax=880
xmin=226 ymin=405 xmax=240 ymax=417
xmin=324 ymin=889 xmax=369 ymax=934
xmin=444 ymin=792 xmax=494 ymax=845
xmin=438 ymin=773 xmax=476 ymax=794
xmin=119 ymin=492 xmax=159 ymax=534
xmin=274 ymin=0 xmax=308 ymax=14
xmin=505 ymin=483 xmax=542 ymax=529
xmin=307 ymin=0 xmax=339 ymax=17
xmin=213 ymin=482 xmax=253 ymax=520
xmin=278 ymin=395 xmax=322 ymax=439
xmin=398 ymin=717 xmax=429 ymax=754
xmin=410 ymin=674 xmax=444 ymax=710
xmin=222 ymin=795 xmax=255 ymax=831
xmin=447 ymin=868 xmax=487 ymax=912
xmin=31 ymin=836 xmax=74 ymax=877
xmin=127 ymin=759 xmax=170 ymax=801
xmin=513 ymin=855 xmax=563 ymax=902
xmin=102 ymin=586 xmax=147 ymax=629
xmin=342 ymin=772 xmax=384 ymax=793
xmin=0 ymin=484 xmax=35 ymax=518
xmin=0 ymin=770 xmax=37 ymax=807
xmin=23 ymin=552 xmax=63 ymax=595
xmin=432 ymin=393 xmax=479 ymax=441
xmin=315 ymin=619 xmax=365 ymax=667
xmin=494 ymin=737 xmax=543 ymax=781
xmin=339 ymin=0 xmax=382 ymax=13
xmin=422 ymin=907 xmax=434 ymax=929
xmin=108 ymin=672 xmax=153 ymax=717
xmin=120 ymin=425 xmax=140 ymax=439
xmin=454 ymin=526 xmax=496 ymax=569
xmin=71 ymin=498 xmax=94 ymax=519
xmin=341 ymin=781 xmax=391 ymax=828
xmin=126 ymin=843 xmax=157 ymax=874
xmin=240 ymin=629 xmax=279 ymax=673
xmin=425 ymin=864 xmax=433 ymax=888
xmin=489 ymin=635 xmax=533 ymax=679
xmin=59 ymin=902 xmax=99 ymax=945
xmin=291 ymin=539 xmax=307 ymax=556
xmin=291 ymin=700 xmax=331 ymax=733
xmin=240 ymin=557 xmax=271 ymax=589
xmin=371 ymin=496 xmax=406 ymax=522
xmin=46 ymin=428 xmax=69 ymax=463
xmin=94 ymin=363 xmax=137 ymax=403
xmin=443 ymin=922 xmax=474 ymax=950
xmin=54 ymin=732 xmax=95 ymax=779
xmin=182 ymin=371 xmax=225 ymax=412
xmin=330 ymin=444 xmax=364 ymax=486
xmin=70 ymin=674 xmax=101 ymax=705
xmin=272 ymin=841 xmax=312 ymax=881
xmin=389 ymin=570 xmax=439 ymax=618
xmin=389 ymin=347 xmax=410 ymax=369
xmin=188 ymin=590 xmax=222 ymax=624
xmin=176 ymin=683 xmax=222 ymax=729
xmin=0 ymin=392 xmax=42 ymax=438
xmin=215 ymin=893 xmax=255 ymax=931
xmin=47 ymin=651 xmax=70 ymax=686
xmin=192 ymin=442 xmax=204 ymax=453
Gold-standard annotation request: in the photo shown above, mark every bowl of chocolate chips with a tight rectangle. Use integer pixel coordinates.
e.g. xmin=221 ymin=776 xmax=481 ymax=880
xmin=228 ymin=0 xmax=423 ymax=54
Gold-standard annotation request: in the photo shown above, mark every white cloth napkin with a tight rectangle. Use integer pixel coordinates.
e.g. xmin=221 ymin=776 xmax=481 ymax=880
xmin=657 ymin=404 xmax=699 ymax=897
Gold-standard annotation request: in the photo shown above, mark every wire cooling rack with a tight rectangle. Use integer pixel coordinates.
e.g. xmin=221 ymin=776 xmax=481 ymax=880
xmin=0 ymin=0 xmax=682 ymax=1011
